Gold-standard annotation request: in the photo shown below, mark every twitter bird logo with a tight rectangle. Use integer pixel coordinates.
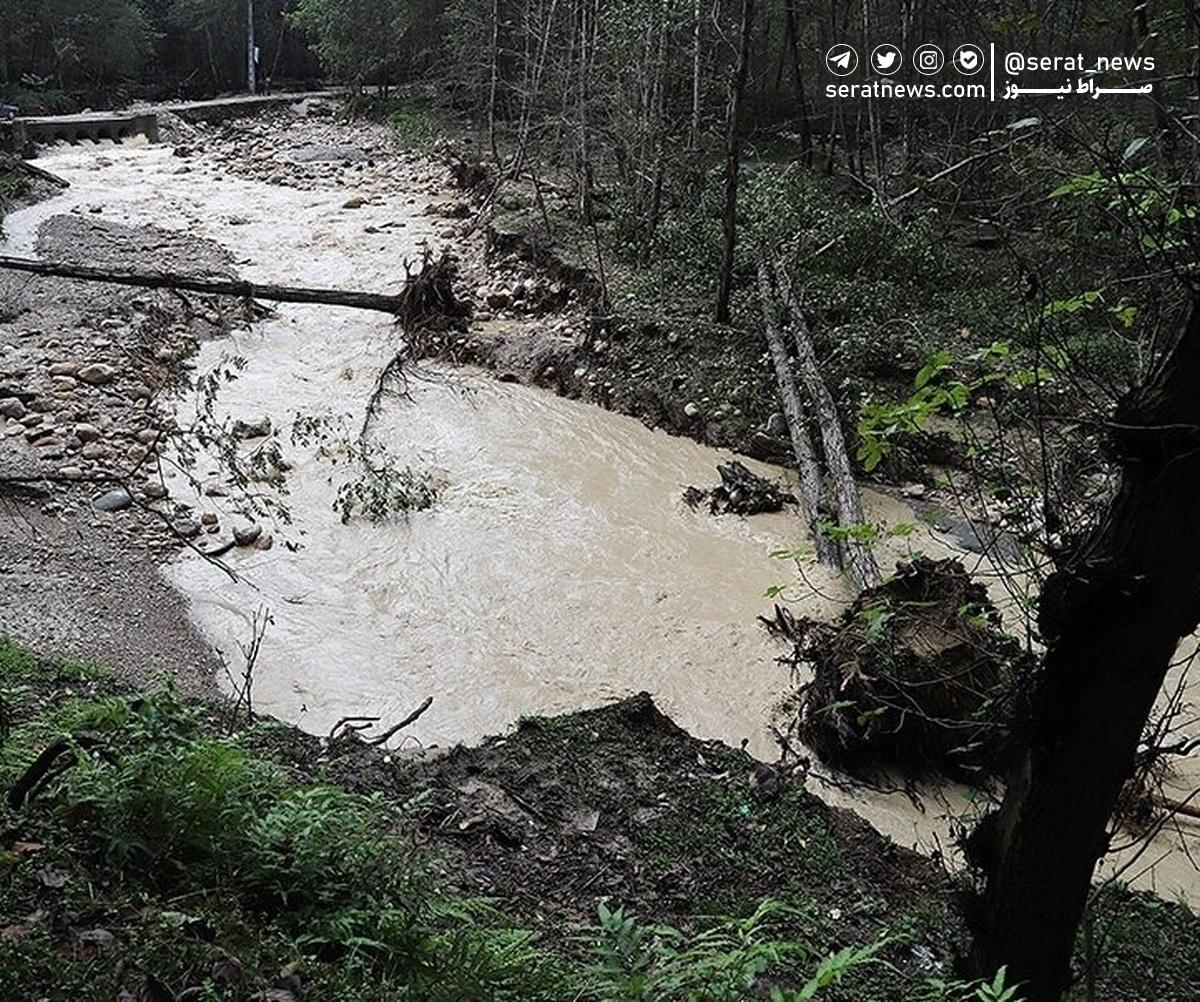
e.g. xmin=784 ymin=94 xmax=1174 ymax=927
xmin=871 ymin=45 xmax=902 ymax=75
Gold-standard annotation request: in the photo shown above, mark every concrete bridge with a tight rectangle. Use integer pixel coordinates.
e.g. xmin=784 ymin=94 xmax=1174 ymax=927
xmin=0 ymin=91 xmax=335 ymax=156
xmin=4 ymin=111 xmax=160 ymax=155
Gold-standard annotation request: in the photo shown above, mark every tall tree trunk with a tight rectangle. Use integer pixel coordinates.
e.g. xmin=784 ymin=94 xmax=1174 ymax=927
xmin=246 ymin=0 xmax=257 ymax=94
xmin=1131 ymin=0 xmax=1173 ymax=164
xmin=203 ymin=24 xmax=221 ymax=90
xmin=715 ymin=0 xmax=755 ymax=324
xmin=974 ymin=294 xmax=1200 ymax=1000
xmin=859 ymin=0 xmax=882 ymax=180
xmin=575 ymin=0 xmax=596 ymax=222
xmin=783 ymin=0 xmax=812 ymax=165
xmin=690 ymin=0 xmax=702 ymax=149
xmin=487 ymin=0 xmax=502 ymax=164
xmin=756 ymin=259 xmax=839 ymax=568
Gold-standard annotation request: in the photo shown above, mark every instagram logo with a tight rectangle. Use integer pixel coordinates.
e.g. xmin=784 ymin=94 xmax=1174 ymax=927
xmin=913 ymin=43 xmax=944 ymax=75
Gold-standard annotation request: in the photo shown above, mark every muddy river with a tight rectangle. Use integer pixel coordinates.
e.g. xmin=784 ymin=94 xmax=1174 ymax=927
xmin=7 ymin=133 xmax=1200 ymax=904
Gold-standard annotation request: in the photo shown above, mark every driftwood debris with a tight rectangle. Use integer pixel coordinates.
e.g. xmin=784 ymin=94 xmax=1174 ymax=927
xmin=683 ymin=461 xmax=795 ymax=516
xmin=328 ymin=697 xmax=434 ymax=747
xmin=0 ymin=254 xmax=443 ymax=317
xmin=366 ymin=696 xmax=434 ymax=746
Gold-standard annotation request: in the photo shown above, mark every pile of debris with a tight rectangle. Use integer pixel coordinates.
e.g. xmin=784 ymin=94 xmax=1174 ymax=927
xmin=771 ymin=557 xmax=1029 ymax=780
xmin=683 ymin=461 xmax=795 ymax=516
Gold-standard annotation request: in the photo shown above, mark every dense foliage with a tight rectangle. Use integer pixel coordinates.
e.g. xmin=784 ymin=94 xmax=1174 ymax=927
xmin=0 ymin=0 xmax=319 ymax=110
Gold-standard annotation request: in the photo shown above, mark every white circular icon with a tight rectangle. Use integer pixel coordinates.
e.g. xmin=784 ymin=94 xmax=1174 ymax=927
xmin=913 ymin=43 xmax=944 ymax=76
xmin=826 ymin=44 xmax=858 ymax=77
xmin=870 ymin=44 xmax=903 ymax=76
xmin=953 ymin=44 xmax=984 ymax=76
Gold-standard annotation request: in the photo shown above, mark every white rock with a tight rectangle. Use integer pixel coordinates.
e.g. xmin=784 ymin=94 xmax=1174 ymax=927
xmin=77 ymin=363 xmax=118 ymax=385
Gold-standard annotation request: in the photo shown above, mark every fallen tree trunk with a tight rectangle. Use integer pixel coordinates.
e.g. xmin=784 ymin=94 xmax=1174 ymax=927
xmin=775 ymin=259 xmax=881 ymax=590
xmin=755 ymin=256 xmax=839 ymax=568
xmin=0 ymin=153 xmax=70 ymax=189
xmin=0 ymin=255 xmax=412 ymax=315
xmin=1146 ymin=793 xmax=1200 ymax=821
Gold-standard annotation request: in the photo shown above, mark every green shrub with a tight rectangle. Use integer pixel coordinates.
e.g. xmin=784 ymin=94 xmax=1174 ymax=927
xmin=390 ymin=100 xmax=450 ymax=150
xmin=244 ymin=786 xmax=413 ymax=911
xmin=576 ymin=900 xmax=899 ymax=1002
xmin=67 ymin=716 xmax=277 ymax=884
xmin=26 ymin=686 xmax=569 ymax=995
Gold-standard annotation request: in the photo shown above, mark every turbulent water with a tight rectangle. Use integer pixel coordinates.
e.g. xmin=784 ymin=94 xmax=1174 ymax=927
xmin=8 ymin=134 xmax=1200 ymax=904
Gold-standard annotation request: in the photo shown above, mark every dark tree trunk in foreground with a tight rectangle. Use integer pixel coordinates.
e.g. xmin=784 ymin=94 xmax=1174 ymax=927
xmin=974 ymin=295 xmax=1200 ymax=1000
xmin=715 ymin=0 xmax=754 ymax=324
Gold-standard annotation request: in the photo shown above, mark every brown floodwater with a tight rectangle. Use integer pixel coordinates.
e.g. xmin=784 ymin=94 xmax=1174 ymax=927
xmin=10 ymin=135 xmax=1200 ymax=905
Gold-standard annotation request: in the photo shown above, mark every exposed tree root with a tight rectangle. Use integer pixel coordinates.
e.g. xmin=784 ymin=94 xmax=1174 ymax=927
xmin=393 ymin=247 xmax=472 ymax=336
xmin=360 ymin=248 xmax=471 ymax=442
xmin=771 ymin=557 xmax=1029 ymax=780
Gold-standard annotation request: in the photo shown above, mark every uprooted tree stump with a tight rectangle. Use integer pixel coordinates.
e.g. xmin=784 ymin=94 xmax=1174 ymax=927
xmin=769 ymin=557 xmax=1030 ymax=780
xmin=443 ymin=152 xmax=490 ymax=192
xmin=682 ymin=461 xmax=796 ymax=516
xmin=394 ymin=248 xmax=472 ymax=334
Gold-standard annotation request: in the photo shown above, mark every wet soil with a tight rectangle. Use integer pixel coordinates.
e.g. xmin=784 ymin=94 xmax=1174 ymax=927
xmin=249 ymin=690 xmax=966 ymax=984
xmin=246 ymin=689 xmax=1200 ymax=1001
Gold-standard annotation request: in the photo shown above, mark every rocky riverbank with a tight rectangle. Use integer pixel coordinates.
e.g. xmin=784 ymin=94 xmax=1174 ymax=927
xmin=1 ymin=101 xmax=772 ymax=694
xmin=0 ymin=214 xmax=243 ymax=687
xmin=0 ymin=104 xmax=476 ymax=685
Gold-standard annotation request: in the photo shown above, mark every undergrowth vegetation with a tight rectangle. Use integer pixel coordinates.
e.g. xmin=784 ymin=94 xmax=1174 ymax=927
xmin=3 ymin=638 xmax=1200 ymax=998
xmin=0 ymin=637 xmax=983 ymax=1001
xmin=0 ymin=640 xmax=563 ymax=1001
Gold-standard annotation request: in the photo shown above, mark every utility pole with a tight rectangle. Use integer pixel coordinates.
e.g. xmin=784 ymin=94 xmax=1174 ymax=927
xmin=246 ymin=0 xmax=257 ymax=94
